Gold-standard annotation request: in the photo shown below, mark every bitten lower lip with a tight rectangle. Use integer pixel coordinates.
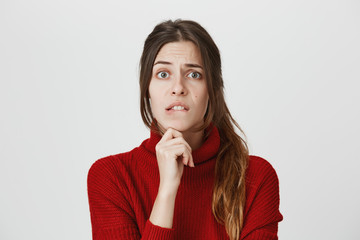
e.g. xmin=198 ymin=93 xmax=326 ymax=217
xmin=166 ymin=108 xmax=188 ymax=112
xmin=165 ymin=102 xmax=190 ymax=111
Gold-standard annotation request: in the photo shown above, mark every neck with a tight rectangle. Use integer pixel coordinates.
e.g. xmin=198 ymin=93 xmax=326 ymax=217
xmin=182 ymin=129 xmax=204 ymax=150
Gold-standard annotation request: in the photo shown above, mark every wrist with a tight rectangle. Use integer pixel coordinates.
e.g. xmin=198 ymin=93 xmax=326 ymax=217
xmin=158 ymin=184 xmax=179 ymax=198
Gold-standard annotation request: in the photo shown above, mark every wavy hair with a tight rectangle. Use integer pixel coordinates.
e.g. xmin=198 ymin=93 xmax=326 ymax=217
xmin=139 ymin=19 xmax=249 ymax=240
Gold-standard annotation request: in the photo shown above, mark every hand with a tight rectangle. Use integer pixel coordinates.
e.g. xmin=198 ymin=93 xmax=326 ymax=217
xmin=155 ymin=128 xmax=195 ymax=193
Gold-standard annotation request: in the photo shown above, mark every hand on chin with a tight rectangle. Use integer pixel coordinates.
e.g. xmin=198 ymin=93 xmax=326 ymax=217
xmin=157 ymin=120 xmax=189 ymax=135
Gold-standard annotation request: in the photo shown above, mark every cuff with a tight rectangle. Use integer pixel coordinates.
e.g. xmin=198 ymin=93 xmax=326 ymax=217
xmin=142 ymin=220 xmax=175 ymax=239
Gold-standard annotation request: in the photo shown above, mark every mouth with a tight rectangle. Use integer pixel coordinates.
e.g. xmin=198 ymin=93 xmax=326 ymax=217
xmin=166 ymin=102 xmax=189 ymax=111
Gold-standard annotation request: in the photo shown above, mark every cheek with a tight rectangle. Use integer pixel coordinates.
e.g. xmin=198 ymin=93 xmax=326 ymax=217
xmin=194 ymin=83 xmax=208 ymax=99
xmin=198 ymin=87 xmax=209 ymax=104
xmin=148 ymin=79 xmax=164 ymax=99
xmin=148 ymin=80 xmax=155 ymax=98
xmin=194 ymin=91 xmax=209 ymax=112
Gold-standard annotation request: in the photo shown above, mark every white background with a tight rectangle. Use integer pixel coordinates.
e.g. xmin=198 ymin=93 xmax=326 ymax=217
xmin=1 ymin=0 xmax=359 ymax=239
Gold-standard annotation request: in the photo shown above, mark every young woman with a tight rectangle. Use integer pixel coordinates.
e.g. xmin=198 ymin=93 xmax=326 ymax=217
xmin=88 ymin=19 xmax=283 ymax=240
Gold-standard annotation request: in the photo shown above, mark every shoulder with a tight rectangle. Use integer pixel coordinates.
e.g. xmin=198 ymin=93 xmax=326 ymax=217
xmin=87 ymin=148 xmax=139 ymax=185
xmin=248 ymin=155 xmax=278 ymax=176
xmin=246 ymin=155 xmax=280 ymax=188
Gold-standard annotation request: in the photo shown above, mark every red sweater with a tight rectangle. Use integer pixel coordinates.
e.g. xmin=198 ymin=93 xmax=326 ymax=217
xmin=87 ymin=126 xmax=283 ymax=239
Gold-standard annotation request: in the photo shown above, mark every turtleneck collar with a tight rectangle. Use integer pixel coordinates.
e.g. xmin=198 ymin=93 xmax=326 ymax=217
xmin=144 ymin=124 xmax=220 ymax=166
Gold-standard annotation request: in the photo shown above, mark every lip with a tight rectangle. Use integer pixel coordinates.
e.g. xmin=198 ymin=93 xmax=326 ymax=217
xmin=165 ymin=101 xmax=190 ymax=111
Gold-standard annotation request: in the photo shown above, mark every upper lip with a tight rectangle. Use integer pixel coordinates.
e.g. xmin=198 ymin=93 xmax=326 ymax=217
xmin=166 ymin=101 xmax=189 ymax=110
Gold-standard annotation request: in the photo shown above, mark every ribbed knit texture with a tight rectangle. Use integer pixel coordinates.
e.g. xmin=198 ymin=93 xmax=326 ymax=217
xmin=87 ymin=126 xmax=283 ymax=239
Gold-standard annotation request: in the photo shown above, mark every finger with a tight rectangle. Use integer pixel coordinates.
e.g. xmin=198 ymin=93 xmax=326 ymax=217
xmin=161 ymin=138 xmax=193 ymax=167
xmin=178 ymin=152 xmax=191 ymax=166
xmin=166 ymin=128 xmax=183 ymax=138
xmin=158 ymin=128 xmax=194 ymax=167
xmin=190 ymin=158 xmax=195 ymax=167
xmin=161 ymin=137 xmax=192 ymax=154
xmin=175 ymin=146 xmax=193 ymax=167
xmin=159 ymin=128 xmax=183 ymax=143
xmin=166 ymin=145 xmax=192 ymax=166
xmin=181 ymin=155 xmax=189 ymax=166
xmin=185 ymin=154 xmax=194 ymax=167
xmin=185 ymin=153 xmax=194 ymax=167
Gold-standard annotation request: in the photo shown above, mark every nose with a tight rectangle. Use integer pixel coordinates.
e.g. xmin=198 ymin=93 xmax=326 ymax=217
xmin=171 ymin=76 xmax=187 ymax=96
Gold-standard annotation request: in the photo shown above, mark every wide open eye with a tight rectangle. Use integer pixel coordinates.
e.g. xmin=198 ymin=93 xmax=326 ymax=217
xmin=187 ymin=72 xmax=202 ymax=79
xmin=157 ymin=71 xmax=170 ymax=79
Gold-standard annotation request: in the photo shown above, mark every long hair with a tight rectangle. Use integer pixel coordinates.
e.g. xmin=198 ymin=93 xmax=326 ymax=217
xmin=139 ymin=19 xmax=249 ymax=240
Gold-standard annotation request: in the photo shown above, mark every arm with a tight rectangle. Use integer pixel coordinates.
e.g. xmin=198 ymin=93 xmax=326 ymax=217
xmin=149 ymin=189 xmax=177 ymax=229
xmin=87 ymin=158 xmax=174 ymax=240
xmin=149 ymin=128 xmax=194 ymax=228
xmin=87 ymin=129 xmax=194 ymax=239
xmin=87 ymin=158 xmax=141 ymax=239
xmin=240 ymin=159 xmax=283 ymax=240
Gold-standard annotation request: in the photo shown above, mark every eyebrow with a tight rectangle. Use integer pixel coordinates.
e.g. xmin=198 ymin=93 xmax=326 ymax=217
xmin=154 ymin=61 xmax=203 ymax=69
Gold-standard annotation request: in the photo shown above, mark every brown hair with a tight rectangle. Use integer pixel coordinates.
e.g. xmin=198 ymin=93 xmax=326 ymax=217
xmin=139 ymin=19 xmax=249 ymax=240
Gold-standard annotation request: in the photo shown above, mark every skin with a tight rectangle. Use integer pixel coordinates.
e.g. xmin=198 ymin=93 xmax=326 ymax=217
xmin=148 ymin=41 xmax=209 ymax=228
xmin=148 ymin=40 xmax=209 ymax=150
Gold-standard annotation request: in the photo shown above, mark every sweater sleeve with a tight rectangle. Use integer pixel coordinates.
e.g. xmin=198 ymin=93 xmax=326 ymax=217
xmin=240 ymin=158 xmax=283 ymax=240
xmin=87 ymin=157 xmax=175 ymax=240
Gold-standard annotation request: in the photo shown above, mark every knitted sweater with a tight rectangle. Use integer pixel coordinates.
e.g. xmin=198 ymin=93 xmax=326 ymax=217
xmin=87 ymin=126 xmax=283 ymax=239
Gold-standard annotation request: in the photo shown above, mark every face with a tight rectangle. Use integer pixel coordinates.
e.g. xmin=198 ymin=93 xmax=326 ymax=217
xmin=148 ymin=41 xmax=209 ymax=134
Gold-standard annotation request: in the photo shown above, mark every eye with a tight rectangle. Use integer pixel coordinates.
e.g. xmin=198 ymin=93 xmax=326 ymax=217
xmin=187 ymin=72 xmax=202 ymax=79
xmin=157 ymin=71 xmax=170 ymax=79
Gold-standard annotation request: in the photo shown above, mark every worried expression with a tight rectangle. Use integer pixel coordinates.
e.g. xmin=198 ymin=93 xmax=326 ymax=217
xmin=149 ymin=41 xmax=209 ymax=133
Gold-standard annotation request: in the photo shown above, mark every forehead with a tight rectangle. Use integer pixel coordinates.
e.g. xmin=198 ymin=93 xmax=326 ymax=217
xmin=154 ymin=41 xmax=202 ymax=64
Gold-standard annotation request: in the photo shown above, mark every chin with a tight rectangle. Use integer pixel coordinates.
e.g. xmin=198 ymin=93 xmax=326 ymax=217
xmin=166 ymin=123 xmax=189 ymax=132
xmin=157 ymin=119 xmax=190 ymax=133
xmin=160 ymin=119 xmax=203 ymax=134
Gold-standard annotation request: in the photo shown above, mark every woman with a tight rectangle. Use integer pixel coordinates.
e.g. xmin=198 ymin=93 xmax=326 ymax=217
xmin=88 ymin=19 xmax=283 ymax=240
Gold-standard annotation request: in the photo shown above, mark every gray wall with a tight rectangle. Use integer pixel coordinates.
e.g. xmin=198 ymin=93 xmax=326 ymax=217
xmin=1 ymin=0 xmax=359 ymax=239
